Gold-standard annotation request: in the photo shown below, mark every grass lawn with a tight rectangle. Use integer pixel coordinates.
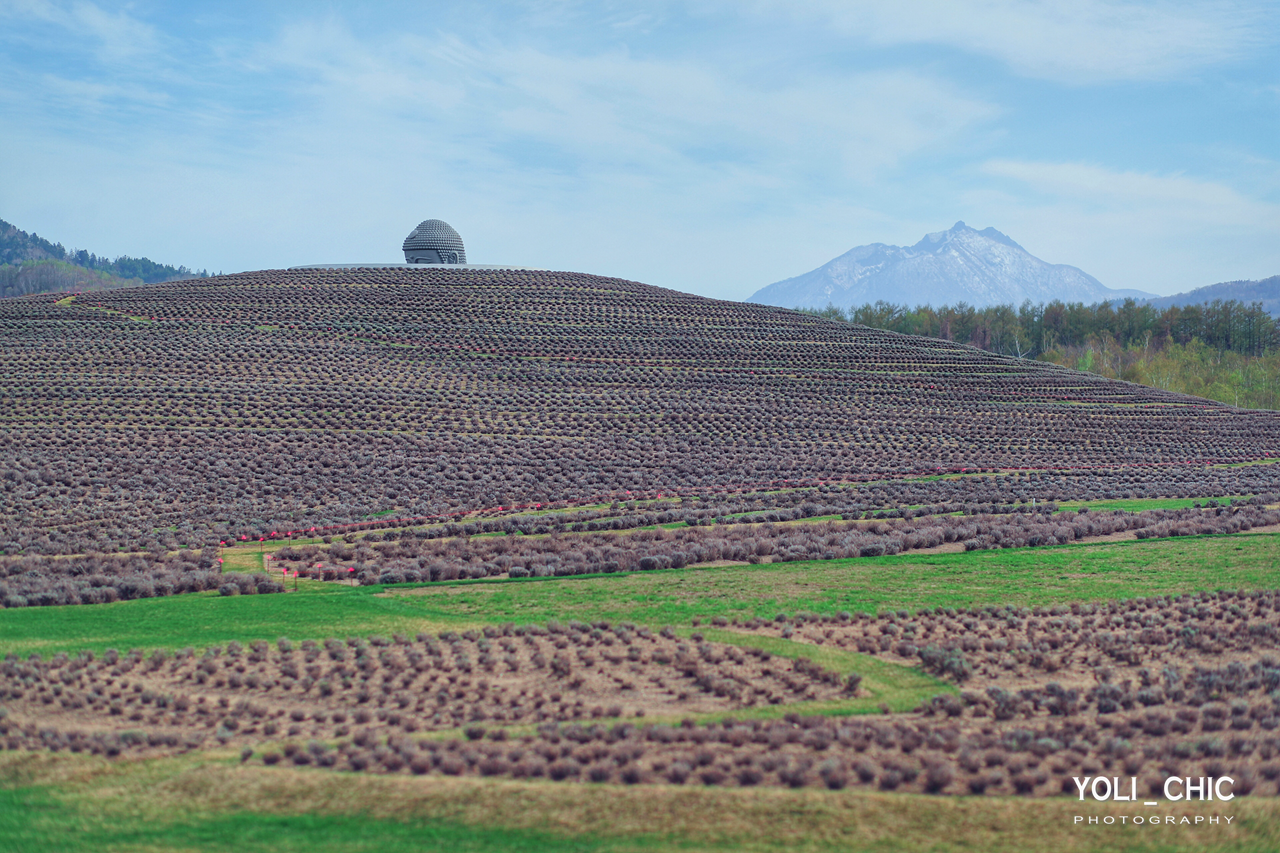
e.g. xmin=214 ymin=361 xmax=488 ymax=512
xmin=4 ymin=533 xmax=1279 ymax=853
xmin=681 ymin=628 xmax=950 ymax=717
xmin=1 ymin=785 xmax=620 ymax=853
xmin=3 ymin=752 xmax=1276 ymax=853
xmin=1056 ymin=496 xmax=1249 ymax=513
xmin=2 ymin=532 xmax=1277 ymax=658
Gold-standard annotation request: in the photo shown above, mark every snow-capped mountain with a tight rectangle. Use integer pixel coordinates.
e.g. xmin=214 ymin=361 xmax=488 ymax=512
xmin=748 ymin=222 xmax=1154 ymax=309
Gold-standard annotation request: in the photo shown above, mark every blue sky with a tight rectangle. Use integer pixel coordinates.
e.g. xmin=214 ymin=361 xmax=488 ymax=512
xmin=1 ymin=1 xmax=1278 ymax=300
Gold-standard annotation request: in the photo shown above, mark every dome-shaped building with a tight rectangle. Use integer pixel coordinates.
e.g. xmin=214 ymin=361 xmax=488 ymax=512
xmin=402 ymin=220 xmax=466 ymax=264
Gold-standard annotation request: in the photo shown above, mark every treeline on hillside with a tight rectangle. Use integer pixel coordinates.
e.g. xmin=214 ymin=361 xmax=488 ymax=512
xmin=61 ymin=249 xmax=209 ymax=283
xmin=0 ymin=217 xmax=207 ymax=296
xmin=806 ymin=298 xmax=1278 ymax=359
xmin=807 ymin=298 xmax=1280 ymax=410
xmin=0 ymin=259 xmax=140 ymax=299
xmin=1042 ymin=340 xmax=1280 ymax=411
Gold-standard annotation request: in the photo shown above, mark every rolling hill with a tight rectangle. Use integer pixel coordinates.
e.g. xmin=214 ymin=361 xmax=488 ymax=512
xmin=5 ymin=263 xmax=1280 ymax=852
xmin=1146 ymin=274 xmax=1280 ymax=316
xmin=2 ymin=266 xmax=1278 ymax=560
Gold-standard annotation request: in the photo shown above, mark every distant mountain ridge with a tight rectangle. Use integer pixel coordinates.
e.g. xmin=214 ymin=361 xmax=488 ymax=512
xmin=1146 ymin=275 xmax=1280 ymax=316
xmin=748 ymin=221 xmax=1155 ymax=310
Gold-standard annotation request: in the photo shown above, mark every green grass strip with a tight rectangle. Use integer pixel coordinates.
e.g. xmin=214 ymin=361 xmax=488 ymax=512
xmin=4 ymin=755 xmax=1280 ymax=853
xmin=682 ymin=628 xmax=953 ymax=716
xmin=1 ymin=532 xmax=1277 ymax=658
xmin=0 ymin=785 xmax=650 ymax=853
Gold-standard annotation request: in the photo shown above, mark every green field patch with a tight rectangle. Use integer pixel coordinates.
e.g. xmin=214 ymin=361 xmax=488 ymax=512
xmin=1213 ymin=457 xmax=1280 ymax=469
xmin=0 ymin=784 xmax=634 ymax=853
xmin=686 ymin=629 xmax=952 ymax=715
xmin=220 ymin=550 xmax=267 ymax=572
xmin=2 ymin=753 xmax=1275 ymax=853
xmin=2 ymin=532 xmax=1277 ymax=658
xmin=1057 ymin=495 xmax=1248 ymax=513
xmin=380 ymin=532 xmax=1280 ymax=626
xmin=0 ymin=585 xmax=419 ymax=656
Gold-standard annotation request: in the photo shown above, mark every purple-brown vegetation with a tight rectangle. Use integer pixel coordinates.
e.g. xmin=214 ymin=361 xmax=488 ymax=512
xmin=4 ymin=590 xmax=1280 ymax=796
xmin=2 ymin=267 xmax=1277 ymax=561
xmin=277 ymin=502 xmax=1280 ymax=587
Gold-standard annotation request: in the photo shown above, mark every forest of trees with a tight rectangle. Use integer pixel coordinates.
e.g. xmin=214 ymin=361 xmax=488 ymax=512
xmin=806 ymin=298 xmax=1278 ymax=358
xmin=59 ymin=248 xmax=208 ymax=283
xmin=0 ymin=259 xmax=138 ymax=299
xmin=0 ymin=217 xmax=207 ymax=298
xmin=807 ymin=298 xmax=1280 ymax=410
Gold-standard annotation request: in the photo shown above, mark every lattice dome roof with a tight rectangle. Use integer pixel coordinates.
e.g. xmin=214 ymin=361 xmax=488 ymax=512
xmin=402 ymin=220 xmax=466 ymax=263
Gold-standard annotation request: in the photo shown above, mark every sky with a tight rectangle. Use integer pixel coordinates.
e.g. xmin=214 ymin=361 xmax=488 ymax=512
xmin=1 ymin=0 xmax=1278 ymax=301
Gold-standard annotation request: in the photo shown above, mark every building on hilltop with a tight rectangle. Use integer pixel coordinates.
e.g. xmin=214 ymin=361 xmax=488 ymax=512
xmin=403 ymin=220 xmax=466 ymax=265
xmin=289 ymin=219 xmax=538 ymax=270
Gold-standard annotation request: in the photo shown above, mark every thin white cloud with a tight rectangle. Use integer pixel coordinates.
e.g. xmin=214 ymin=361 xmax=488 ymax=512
xmin=68 ymin=1 xmax=159 ymax=61
xmin=744 ymin=0 xmax=1270 ymax=83
xmin=31 ymin=71 xmax=172 ymax=112
xmin=1 ymin=3 xmax=1276 ymax=303
xmin=254 ymin=21 xmax=998 ymax=188
xmin=1 ymin=0 xmax=160 ymax=61
xmin=982 ymin=159 xmax=1280 ymax=223
xmin=161 ymin=20 xmax=994 ymax=293
xmin=0 ymin=0 xmax=178 ymax=132
xmin=968 ymin=160 xmax=1280 ymax=293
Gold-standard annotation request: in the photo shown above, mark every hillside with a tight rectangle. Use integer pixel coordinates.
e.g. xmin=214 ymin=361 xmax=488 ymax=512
xmin=0 ymin=217 xmax=206 ymax=297
xmin=1147 ymin=274 xmax=1280 ymax=316
xmin=749 ymin=222 xmax=1154 ymax=310
xmin=2 ymin=266 xmax=1278 ymax=560
xmin=6 ymin=263 xmax=1280 ymax=846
